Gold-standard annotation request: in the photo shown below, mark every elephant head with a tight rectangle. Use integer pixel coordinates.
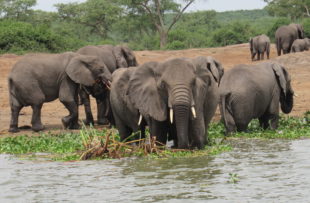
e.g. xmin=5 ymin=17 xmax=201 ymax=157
xmin=271 ymin=63 xmax=294 ymax=114
xmin=290 ymin=23 xmax=304 ymax=39
xmin=113 ymin=45 xmax=138 ymax=68
xmin=66 ymin=54 xmax=112 ymax=90
xmin=127 ymin=58 xmax=214 ymax=149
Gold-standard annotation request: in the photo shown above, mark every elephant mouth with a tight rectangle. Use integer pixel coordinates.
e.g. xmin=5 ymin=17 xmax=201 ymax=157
xmin=95 ymin=78 xmax=112 ymax=90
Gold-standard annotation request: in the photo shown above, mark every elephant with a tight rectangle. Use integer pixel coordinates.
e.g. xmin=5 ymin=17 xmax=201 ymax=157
xmin=8 ymin=52 xmax=112 ymax=133
xmin=219 ymin=62 xmax=294 ymax=135
xmin=291 ymin=38 xmax=310 ymax=53
xmin=76 ymin=45 xmax=138 ymax=125
xmin=126 ymin=56 xmax=224 ymax=149
xmin=249 ymin=34 xmax=270 ymax=61
xmin=275 ymin=23 xmax=304 ymax=56
xmin=109 ymin=67 xmax=147 ymax=141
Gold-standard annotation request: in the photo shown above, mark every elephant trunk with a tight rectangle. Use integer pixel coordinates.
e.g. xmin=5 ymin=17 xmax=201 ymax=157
xmin=280 ymin=90 xmax=294 ymax=114
xmin=171 ymin=85 xmax=191 ymax=149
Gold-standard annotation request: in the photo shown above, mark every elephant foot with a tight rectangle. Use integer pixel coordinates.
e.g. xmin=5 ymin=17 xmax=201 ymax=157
xmin=83 ymin=119 xmax=94 ymax=126
xmin=69 ymin=122 xmax=80 ymax=130
xmin=61 ymin=117 xmax=71 ymax=129
xmin=32 ymin=124 xmax=45 ymax=132
xmin=9 ymin=126 xmax=20 ymax=133
xmin=97 ymin=118 xmax=109 ymax=125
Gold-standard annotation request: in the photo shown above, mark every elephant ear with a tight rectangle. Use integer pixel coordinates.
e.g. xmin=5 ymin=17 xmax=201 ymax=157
xmin=113 ymin=68 xmax=136 ymax=104
xmin=65 ymin=55 xmax=97 ymax=86
xmin=271 ymin=63 xmax=290 ymax=97
xmin=113 ymin=46 xmax=128 ymax=68
xmin=127 ymin=61 xmax=166 ymax=121
xmin=206 ymin=56 xmax=224 ymax=84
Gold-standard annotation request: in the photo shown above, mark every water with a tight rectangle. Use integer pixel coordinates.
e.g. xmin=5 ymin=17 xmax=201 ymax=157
xmin=1 ymin=138 xmax=310 ymax=203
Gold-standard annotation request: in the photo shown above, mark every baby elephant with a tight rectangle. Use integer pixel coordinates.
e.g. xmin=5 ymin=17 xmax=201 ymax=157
xmin=219 ymin=62 xmax=294 ymax=135
xmin=249 ymin=34 xmax=270 ymax=61
xmin=8 ymin=52 xmax=112 ymax=133
xmin=291 ymin=38 xmax=310 ymax=53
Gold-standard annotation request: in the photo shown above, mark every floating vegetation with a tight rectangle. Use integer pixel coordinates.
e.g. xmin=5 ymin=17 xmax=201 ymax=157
xmin=0 ymin=114 xmax=309 ymax=161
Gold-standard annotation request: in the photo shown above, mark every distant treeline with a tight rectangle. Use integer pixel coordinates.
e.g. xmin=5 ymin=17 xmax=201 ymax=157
xmin=1 ymin=3 xmax=310 ymax=54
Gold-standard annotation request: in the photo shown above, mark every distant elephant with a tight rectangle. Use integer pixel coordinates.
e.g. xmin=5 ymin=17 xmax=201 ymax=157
xmin=126 ymin=56 xmax=223 ymax=149
xmin=249 ymin=34 xmax=270 ymax=61
xmin=77 ymin=45 xmax=138 ymax=125
xmin=219 ymin=62 xmax=294 ymax=135
xmin=291 ymin=38 xmax=310 ymax=53
xmin=110 ymin=67 xmax=146 ymax=141
xmin=8 ymin=52 xmax=112 ymax=133
xmin=275 ymin=23 xmax=304 ymax=56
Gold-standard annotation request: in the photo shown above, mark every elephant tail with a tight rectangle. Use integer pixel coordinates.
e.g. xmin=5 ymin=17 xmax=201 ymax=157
xmin=276 ymin=37 xmax=282 ymax=56
xmin=8 ymin=78 xmax=22 ymax=107
xmin=220 ymin=92 xmax=235 ymax=135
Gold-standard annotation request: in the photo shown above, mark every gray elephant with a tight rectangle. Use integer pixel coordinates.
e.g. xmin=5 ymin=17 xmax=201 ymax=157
xmin=291 ymin=38 xmax=310 ymax=52
xmin=219 ymin=62 xmax=294 ymax=135
xmin=126 ymin=56 xmax=223 ymax=149
xmin=110 ymin=67 xmax=147 ymax=141
xmin=275 ymin=23 xmax=304 ymax=56
xmin=8 ymin=52 xmax=112 ymax=133
xmin=249 ymin=34 xmax=270 ymax=61
xmin=76 ymin=45 xmax=138 ymax=125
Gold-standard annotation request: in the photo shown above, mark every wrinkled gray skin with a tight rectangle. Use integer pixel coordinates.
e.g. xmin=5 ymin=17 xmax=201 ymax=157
xmin=250 ymin=34 xmax=270 ymax=61
xmin=110 ymin=67 xmax=147 ymax=141
xmin=77 ymin=45 xmax=138 ymax=125
xmin=275 ymin=23 xmax=304 ymax=56
xmin=127 ymin=56 xmax=223 ymax=149
xmin=219 ymin=62 xmax=294 ymax=135
xmin=291 ymin=38 xmax=310 ymax=53
xmin=8 ymin=52 xmax=112 ymax=133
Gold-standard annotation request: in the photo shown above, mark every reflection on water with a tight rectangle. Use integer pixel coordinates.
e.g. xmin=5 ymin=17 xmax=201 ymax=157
xmin=1 ymin=139 xmax=310 ymax=202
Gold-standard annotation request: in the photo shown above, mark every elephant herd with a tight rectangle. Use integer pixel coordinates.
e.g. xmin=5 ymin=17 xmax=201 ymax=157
xmin=8 ymin=42 xmax=295 ymax=149
xmin=250 ymin=23 xmax=309 ymax=61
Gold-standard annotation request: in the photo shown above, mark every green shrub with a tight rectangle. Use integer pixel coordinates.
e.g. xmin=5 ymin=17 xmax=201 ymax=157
xmin=302 ymin=18 xmax=310 ymax=38
xmin=0 ymin=20 xmax=84 ymax=54
xmin=165 ymin=40 xmax=186 ymax=50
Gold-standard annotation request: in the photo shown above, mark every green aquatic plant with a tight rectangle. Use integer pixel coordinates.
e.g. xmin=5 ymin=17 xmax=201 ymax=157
xmin=228 ymin=173 xmax=239 ymax=184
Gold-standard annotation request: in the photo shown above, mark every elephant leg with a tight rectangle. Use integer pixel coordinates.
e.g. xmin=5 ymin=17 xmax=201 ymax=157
xmin=61 ymin=101 xmax=80 ymax=129
xmin=80 ymin=90 xmax=94 ymax=125
xmin=236 ymin=123 xmax=249 ymax=132
xmin=257 ymin=52 xmax=260 ymax=60
xmin=96 ymin=97 xmax=109 ymax=125
xmin=267 ymin=97 xmax=280 ymax=130
xmin=59 ymin=80 xmax=80 ymax=129
xmin=269 ymin=114 xmax=279 ymax=130
xmin=31 ymin=103 xmax=44 ymax=132
xmin=251 ymin=52 xmax=256 ymax=61
xmin=149 ymin=119 xmax=168 ymax=146
xmin=114 ymin=116 xmax=132 ymax=141
xmin=9 ymin=105 xmax=22 ymax=133
xmin=261 ymin=52 xmax=265 ymax=60
xmin=259 ymin=114 xmax=270 ymax=129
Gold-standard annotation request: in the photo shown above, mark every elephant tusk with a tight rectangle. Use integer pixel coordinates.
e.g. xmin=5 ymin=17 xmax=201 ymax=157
xmin=138 ymin=114 xmax=143 ymax=126
xmin=191 ymin=107 xmax=197 ymax=119
xmin=294 ymin=93 xmax=298 ymax=97
xmin=170 ymin=108 xmax=173 ymax=124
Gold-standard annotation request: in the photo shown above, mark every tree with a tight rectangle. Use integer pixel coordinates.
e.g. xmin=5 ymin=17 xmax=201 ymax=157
xmin=56 ymin=0 xmax=122 ymax=38
xmin=120 ymin=0 xmax=195 ymax=49
xmin=0 ymin=0 xmax=36 ymax=20
xmin=264 ymin=0 xmax=310 ymax=19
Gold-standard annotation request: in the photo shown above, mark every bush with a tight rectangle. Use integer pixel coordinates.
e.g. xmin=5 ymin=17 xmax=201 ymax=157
xmin=302 ymin=18 xmax=310 ymax=38
xmin=165 ymin=40 xmax=186 ymax=50
xmin=0 ymin=20 xmax=84 ymax=54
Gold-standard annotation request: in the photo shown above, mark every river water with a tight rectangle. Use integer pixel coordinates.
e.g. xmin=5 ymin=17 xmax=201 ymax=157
xmin=1 ymin=138 xmax=310 ymax=203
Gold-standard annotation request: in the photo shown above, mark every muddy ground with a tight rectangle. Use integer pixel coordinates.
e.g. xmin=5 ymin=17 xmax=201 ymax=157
xmin=0 ymin=43 xmax=309 ymax=135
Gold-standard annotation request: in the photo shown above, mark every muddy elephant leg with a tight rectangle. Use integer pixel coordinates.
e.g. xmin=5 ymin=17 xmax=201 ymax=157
xmin=80 ymin=89 xmax=94 ymax=125
xmin=9 ymin=105 xmax=22 ymax=133
xmin=261 ymin=52 xmax=265 ymax=60
xmin=251 ymin=52 xmax=256 ymax=61
xmin=31 ymin=104 xmax=44 ymax=132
